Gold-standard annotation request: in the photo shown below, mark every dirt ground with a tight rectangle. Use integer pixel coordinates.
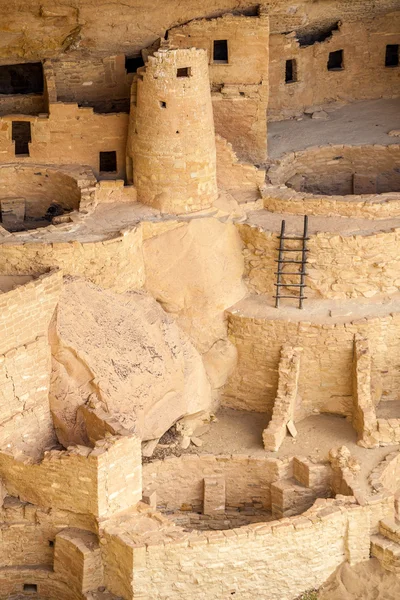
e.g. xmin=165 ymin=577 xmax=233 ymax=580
xmin=268 ymin=98 xmax=400 ymax=159
xmin=318 ymin=558 xmax=400 ymax=600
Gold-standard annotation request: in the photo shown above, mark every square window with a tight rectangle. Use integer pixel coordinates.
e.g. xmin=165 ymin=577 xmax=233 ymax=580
xmin=12 ymin=121 xmax=31 ymax=156
xmin=125 ymin=55 xmax=145 ymax=73
xmin=99 ymin=151 xmax=117 ymax=173
xmin=327 ymin=50 xmax=344 ymax=71
xmin=385 ymin=44 xmax=399 ymax=67
xmin=213 ymin=40 xmax=228 ymax=63
xmin=177 ymin=67 xmax=191 ymax=78
xmin=285 ymin=59 xmax=297 ymax=83
xmin=159 ymin=101 xmax=167 ymax=108
xmin=23 ymin=584 xmax=37 ymax=592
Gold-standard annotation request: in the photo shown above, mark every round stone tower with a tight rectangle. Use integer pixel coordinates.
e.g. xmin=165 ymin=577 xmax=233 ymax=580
xmin=129 ymin=47 xmax=218 ymax=214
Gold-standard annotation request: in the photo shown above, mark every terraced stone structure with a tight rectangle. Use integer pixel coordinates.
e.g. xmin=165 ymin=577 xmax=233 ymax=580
xmin=1 ymin=1 xmax=400 ymax=599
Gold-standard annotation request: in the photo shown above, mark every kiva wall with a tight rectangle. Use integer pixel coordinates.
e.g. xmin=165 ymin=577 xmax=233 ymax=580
xmin=224 ymin=310 xmax=400 ymax=413
xmin=0 ymin=228 xmax=144 ymax=293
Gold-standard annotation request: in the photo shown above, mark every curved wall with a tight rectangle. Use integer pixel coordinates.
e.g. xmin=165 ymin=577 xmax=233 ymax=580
xmin=130 ymin=48 xmax=218 ymax=214
xmin=268 ymin=145 xmax=400 ymax=196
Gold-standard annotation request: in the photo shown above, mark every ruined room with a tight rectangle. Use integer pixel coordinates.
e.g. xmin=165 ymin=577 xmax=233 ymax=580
xmin=1 ymin=1 xmax=400 ymax=599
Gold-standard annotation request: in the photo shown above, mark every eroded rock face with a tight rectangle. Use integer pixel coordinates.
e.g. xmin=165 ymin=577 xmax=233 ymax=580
xmin=143 ymin=218 xmax=247 ymax=354
xmin=50 ymin=278 xmax=211 ymax=446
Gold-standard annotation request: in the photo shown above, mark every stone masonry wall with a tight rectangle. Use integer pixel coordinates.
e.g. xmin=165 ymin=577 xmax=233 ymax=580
xmin=143 ymin=454 xmax=290 ymax=512
xmin=130 ymin=48 xmax=218 ymax=214
xmin=267 ymin=145 xmax=400 ymax=196
xmin=0 ymin=270 xmax=62 ymax=454
xmin=0 ymin=435 xmax=141 ymax=519
xmin=238 ymin=223 xmax=400 ymax=300
xmin=123 ymin=496 xmax=393 ymax=600
xmin=168 ymin=11 xmax=269 ymax=163
xmin=224 ymin=310 xmax=400 ymax=414
xmin=0 ymin=104 xmax=128 ymax=180
xmin=269 ymin=15 xmax=400 ymax=120
xmin=0 ymin=228 xmax=144 ymax=294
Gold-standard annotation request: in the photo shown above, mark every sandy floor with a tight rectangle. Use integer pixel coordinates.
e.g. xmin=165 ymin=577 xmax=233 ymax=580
xmin=168 ymin=407 xmax=395 ymax=493
xmin=228 ymin=292 xmax=400 ymax=325
xmin=268 ymin=98 xmax=400 ymax=159
xmin=318 ymin=558 xmax=400 ymax=600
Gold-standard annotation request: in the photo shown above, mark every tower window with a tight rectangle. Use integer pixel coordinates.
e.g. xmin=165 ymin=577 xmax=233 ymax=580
xmin=159 ymin=101 xmax=167 ymax=108
xmin=385 ymin=44 xmax=399 ymax=67
xmin=285 ymin=59 xmax=297 ymax=83
xmin=12 ymin=121 xmax=31 ymax=156
xmin=327 ymin=50 xmax=344 ymax=71
xmin=99 ymin=151 xmax=117 ymax=173
xmin=213 ymin=40 xmax=228 ymax=63
xmin=125 ymin=55 xmax=145 ymax=73
xmin=0 ymin=62 xmax=43 ymax=95
xmin=23 ymin=584 xmax=37 ymax=592
xmin=177 ymin=67 xmax=191 ymax=78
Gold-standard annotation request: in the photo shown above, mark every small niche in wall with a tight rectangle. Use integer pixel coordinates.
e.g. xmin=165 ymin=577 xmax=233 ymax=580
xmin=385 ymin=44 xmax=399 ymax=67
xmin=48 ymin=540 xmax=54 ymax=547
xmin=159 ymin=100 xmax=167 ymax=108
xmin=99 ymin=151 xmax=117 ymax=173
xmin=177 ymin=67 xmax=191 ymax=78
xmin=285 ymin=59 xmax=297 ymax=83
xmin=213 ymin=40 xmax=228 ymax=63
xmin=12 ymin=121 xmax=31 ymax=156
xmin=125 ymin=55 xmax=145 ymax=73
xmin=23 ymin=584 xmax=37 ymax=592
xmin=327 ymin=50 xmax=344 ymax=71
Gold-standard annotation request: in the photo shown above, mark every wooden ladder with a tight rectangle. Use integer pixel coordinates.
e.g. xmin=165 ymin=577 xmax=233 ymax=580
xmin=274 ymin=215 xmax=309 ymax=309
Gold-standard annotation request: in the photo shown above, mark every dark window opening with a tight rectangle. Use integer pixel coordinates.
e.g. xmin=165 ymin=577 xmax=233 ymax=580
xmin=177 ymin=67 xmax=191 ymax=78
xmin=12 ymin=121 xmax=31 ymax=156
xmin=159 ymin=101 xmax=167 ymax=108
xmin=328 ymin=50 xmax=344 ymax=71
xmin=125 ymin=55 xmax=145 ymax=74
xmin=48 ymin=540 xmax=54 ymax=547
xmin=385 ymin=44 xmax=399 ymax=67
xmin=213 ymin=40 xmax=228 ymax=63
xmin=23 ymin=584 xmax=37 ymax=592
xmin=285 ymin=59 xmax=297 ymax=83
xmin=99 ymin=151 xmax=117 ymax=173
xmin=0 ymin=63 xmax=43 ymax=95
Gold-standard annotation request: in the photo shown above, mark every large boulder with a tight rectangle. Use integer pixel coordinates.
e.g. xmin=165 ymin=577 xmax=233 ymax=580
xmin=50 ymin=278 xmax=211 ymax=446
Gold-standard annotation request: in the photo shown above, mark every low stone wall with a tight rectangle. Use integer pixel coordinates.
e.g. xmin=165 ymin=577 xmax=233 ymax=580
xmin=142 ymin=454 xmax=289 ymax=512
xmin=263 ymin=185 xmax=400 ymax=219
xmin=0 ymin=568 xmax=82 ymax=600
xmin=369 ymin=451 xmax=400 ymax=495
xmin=352 ymin=336 xmax=379 ymax=447
xmin=0 ymin=228 xmax=144 ymax=293
xmin=263 ymin=345 xmax=301 ymax=451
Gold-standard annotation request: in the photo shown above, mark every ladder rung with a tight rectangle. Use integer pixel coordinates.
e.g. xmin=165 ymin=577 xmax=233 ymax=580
xmin=273 ymin=295 xmax=308 ymax=300
xmin=274 ymin=284 xmax=306 ymax=288
xmin=274 ymin=272 xmax=307 ymax=276
xmin=276 ymin=248 xmax=309 ymax=252
xmin=278 ymin=236 xmax=310 ymax=241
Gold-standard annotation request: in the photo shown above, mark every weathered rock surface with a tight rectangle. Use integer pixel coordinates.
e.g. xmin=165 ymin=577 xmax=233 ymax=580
xmin=143 ymin=218 xmax=246 ymax=354
xmin=50 ymin=278 xmax=212 ymax=446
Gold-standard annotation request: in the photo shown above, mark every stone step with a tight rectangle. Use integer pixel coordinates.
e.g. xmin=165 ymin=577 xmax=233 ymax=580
xmin=380 ymin=517 xmax=400 ymax=544
xmin=371 ymin=534 xmax=400 ymax=574
xmin=271 ymin=477 xmax=320 ymax=519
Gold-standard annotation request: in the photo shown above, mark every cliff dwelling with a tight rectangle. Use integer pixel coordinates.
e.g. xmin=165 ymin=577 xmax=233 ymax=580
xmin=1 ymin=2 xmax=400 ymax=599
